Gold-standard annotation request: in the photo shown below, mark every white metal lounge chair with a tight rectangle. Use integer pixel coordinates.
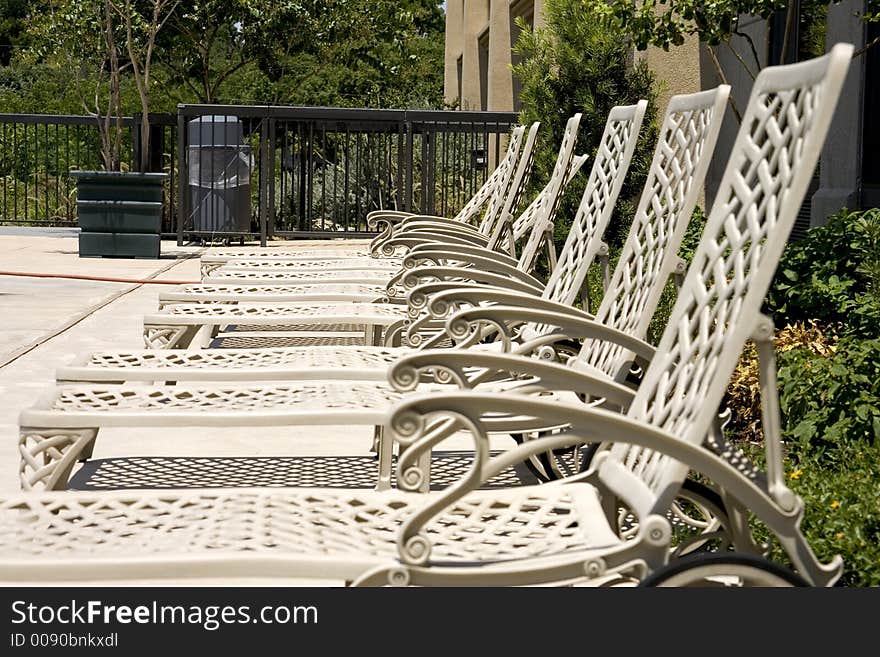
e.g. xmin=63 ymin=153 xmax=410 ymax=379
xmin=31 ymin=89 xmax=725 ymax=494
xmin=60 ymin=101 xmax=652 ymax=382
xmin=196 ymin=123 xmax=540 ymax=279
xmin=139 ymin=116 xmax=587 ymax=349
xmin=2 ymin=45 xmax=851 ymax=586
xmin=157 ymin=124 xmax=548 ymax=306
xmin=193 ymin=117 xmax=558 ymax=290
xmin=197 ymin=123 xmax=537 ymax=274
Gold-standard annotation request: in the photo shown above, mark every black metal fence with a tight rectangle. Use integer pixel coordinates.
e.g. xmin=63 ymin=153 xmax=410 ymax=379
xmin=0 ymin=113 xmax=177 ymax=230
xmin=0 ymin=106 xmax=518 ymax=244
xmin=177 ymin=105 xmax=518 ymax=245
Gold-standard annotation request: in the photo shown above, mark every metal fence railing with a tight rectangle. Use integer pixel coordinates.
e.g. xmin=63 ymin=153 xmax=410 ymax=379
xmin=0 ymin=113 xmax=177 ymax=231
xmin=0 ymin=106 xmax=518 ymax=245
xmin=177 ymin=105 xmax=518 ymax=245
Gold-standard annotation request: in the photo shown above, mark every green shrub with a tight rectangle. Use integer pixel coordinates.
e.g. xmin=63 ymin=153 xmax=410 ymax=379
xmin=779 ymin=336 xmax=880 ymax=454
xmin=785 ymin=438 xmax=880 ymax=587
xmin=767 ymin=208 xmax=880 ymax=338
xmin=745 ymin=434 xmax=880 ymax=587
xmin=512 ymin=0 xmax=659 ymax=254
xmin=723 ymin=207 xmax=880 ymax=585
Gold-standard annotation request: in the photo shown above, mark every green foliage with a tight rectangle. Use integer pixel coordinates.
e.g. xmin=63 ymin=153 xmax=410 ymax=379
xmin=779 ymin=336 xmax=880 ymax=453
xmin=719 ymin=207 xmax=880 ymax=586
xmin=766 ymin=209 xmax=880 ymax=338
xmin=512 ymin=0 xmax=659 ymax=254
xmin=154 ymin=0 xmax=445 ymax=107
xmin=0 ymin=0 xmax=39 ymax=66
xmin=7 ymin=1 xmax=446 ymax=111
xmin=785 ymin=438 xmax=880 ymax=586
xmin=592 ymin=0 xmax=878 ymax=52
xmin=743 ymin=434 xmax=880 ymax=587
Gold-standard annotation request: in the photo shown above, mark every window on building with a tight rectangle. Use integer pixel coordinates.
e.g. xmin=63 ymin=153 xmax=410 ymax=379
xmin=510 ymin=0 xmax=535 ymax=112
xmin=863 ymin=21 xmax=880 ymax=205
xmin=456 ymin=55 xmax=463 ymax=109
xmin=478 ymin=28 xmax=489 ymax=111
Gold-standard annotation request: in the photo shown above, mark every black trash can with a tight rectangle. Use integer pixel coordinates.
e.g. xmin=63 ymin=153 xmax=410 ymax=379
xmin=187 ymin=116 xmax=252 ymax=235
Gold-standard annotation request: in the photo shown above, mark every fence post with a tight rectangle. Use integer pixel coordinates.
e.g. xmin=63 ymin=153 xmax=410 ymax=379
xmin=395 ymin=122 xmax=405 ymax=211
xmin=259 ymin=118 xmax=269 ymax=247
xmin=425 ymin=128 xmax=436 ymax=215
xmin=298 ymin=122 xmax=307 ymax=231
xmin=176 ymin=109 xmax=187 ymax=246
xmin=404 ymin=121 xmax=414 ymax=213
xmin=267 ymin=117 xmax=276 ymax=239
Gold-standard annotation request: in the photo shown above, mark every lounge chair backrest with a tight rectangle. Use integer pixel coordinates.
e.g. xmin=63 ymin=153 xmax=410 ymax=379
xmin=453 ymin=125 xmax=525 ymax=228
xmin=514 ymin=153 xmax=590 ymax=272
xmin=476 ymin=123 xmax=538 ymax=235
xmin=575 ymin=86 xmax=730 ymax=379
xmin=541 ymin=101 xmax=649 ymax=304
xmin=487 ymin=122 xmax=541 ymax=242
xmin=487 ymin=114 xmax=582 ymax=252
xmin=600 ymin=45 xmax=853 ymax=517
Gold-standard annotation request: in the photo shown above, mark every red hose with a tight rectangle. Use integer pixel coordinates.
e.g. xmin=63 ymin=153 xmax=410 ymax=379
xmin=0 ymin=270 xmax=198 ymax=285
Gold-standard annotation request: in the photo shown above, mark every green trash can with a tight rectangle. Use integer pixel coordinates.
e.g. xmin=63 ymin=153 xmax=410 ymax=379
xmin=72 ymin=171 xmax=168 ymax=258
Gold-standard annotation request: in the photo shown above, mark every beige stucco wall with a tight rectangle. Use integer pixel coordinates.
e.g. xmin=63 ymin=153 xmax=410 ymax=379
xmin=487 ymin=0 xmax=514 ymax=111
xmin=444 ymin=0 xmax=464 ymax=104
xmin=459 ymin=0 xmax=490 ymax=110
xmin=640 ymin=33 xmax=704 ymax=207
xmin=642 ymin=34 xmax=703 ymax=116
xmin=446 ymin=0 xmax=703 ymax=112
xmin=445 ymin=0 xmax=543 ymax=112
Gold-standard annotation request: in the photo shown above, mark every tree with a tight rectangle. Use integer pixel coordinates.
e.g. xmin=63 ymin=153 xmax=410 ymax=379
xmin=513 ymin=0 xmax=659 ymax=251
xmin=592 ymin=1 xmax=880 ymax=120
xmin=16 ymin=1 xmax=445 ymax=113
xmin=27 ymin=0 xmax=180 ymax=171
xmin=0 ymin=0 xmax=41 ymax=66
xmin=149 ymin=0 xmax=445 ymax=107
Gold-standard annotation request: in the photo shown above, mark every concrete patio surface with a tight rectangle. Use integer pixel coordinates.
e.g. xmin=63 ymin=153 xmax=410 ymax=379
xmin=0 ymin=231 xmax=394 ymax=496
xmin=0 ymin=229 xmax=604 ymax=587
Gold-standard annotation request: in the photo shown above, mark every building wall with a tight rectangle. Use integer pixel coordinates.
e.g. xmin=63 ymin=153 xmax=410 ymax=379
xmin=444 ymin=0 xmax=535 ymax=112
xmin=443 ymin=2 xmax=872 ymax=222
xmin=445 ymin=1 xmax=702 ymax=113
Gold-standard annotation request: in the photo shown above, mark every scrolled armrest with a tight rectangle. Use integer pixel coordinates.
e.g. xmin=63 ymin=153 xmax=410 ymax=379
xmin=387 ymin=349 xmax=635 ymax=406
xmin=446 ymin=305 xmax=656 ymax=362
xmin=407 ymin=243 xmax=519 ymax=268
xmin=401 ymin=252 xmax=543 ymax=288
xmin=423 ymin=287 xmax=593 ymax=322
xmin=400 ymin=218 xmax=484 ymax=236
xmin=387 ymin=392 xmax=839 ymax=579
xmin=381 ymin=232 xmax=487 ymax=255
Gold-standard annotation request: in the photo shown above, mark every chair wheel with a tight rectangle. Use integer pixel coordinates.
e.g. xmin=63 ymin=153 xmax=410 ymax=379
xmin=639 ymin=553 xmax=809 ymax=587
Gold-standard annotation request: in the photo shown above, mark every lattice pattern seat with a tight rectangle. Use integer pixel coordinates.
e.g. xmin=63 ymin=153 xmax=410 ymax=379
xmin=202 ymin=247 xmax=373 ymax=261
xmin=210 ymin=334 xmax=367 ymax=348
xmin=28 ymin=380 xmax=412 ymax=418
xmin=217 ymin=257 xmax=404 ymax=271
xmin=163 ymin=283 xmax=388 ymax=303
xmin=0 ymin=482 xmax=617 ymax=582
xmin=203 ymin=269 xmax=395 ymax=284
xmin=143 ymin=303 xmax=408 ymax=349
xmin=68 ymin=452 xmax=537 ymax=490
xmin=59 ymin=346 xmax=414 ymax=382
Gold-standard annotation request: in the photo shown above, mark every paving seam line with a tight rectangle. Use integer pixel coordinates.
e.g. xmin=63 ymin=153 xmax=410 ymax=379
xmin=0 ymin=252 xmax=203 ymax=369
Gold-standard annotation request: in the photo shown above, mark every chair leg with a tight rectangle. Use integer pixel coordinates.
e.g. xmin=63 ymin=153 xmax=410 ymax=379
xmin=19 ymin=427 xmax=98 ymax=491
xmin=376 ymin=426 xmax=394 ymax=491
xmin=143 ymin=324 xmax=200 ymax=349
